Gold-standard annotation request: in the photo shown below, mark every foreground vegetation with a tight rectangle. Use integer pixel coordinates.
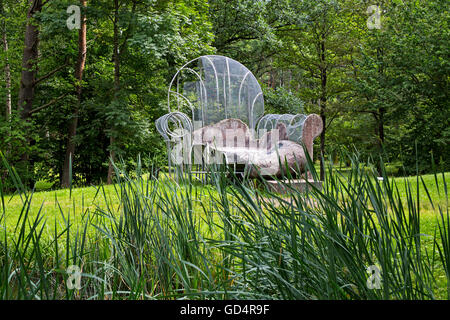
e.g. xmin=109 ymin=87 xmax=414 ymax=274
xmin=0 ymin=154 xmax=449 ymax=300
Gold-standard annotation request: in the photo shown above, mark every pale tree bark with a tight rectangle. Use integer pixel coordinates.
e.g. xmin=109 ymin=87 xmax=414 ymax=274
xmin=106 ymin=0 xmax=120 ymax=185
xmin=3 ymin=34 xmax=11 ymax=122
xmin=61 ymin=0 xmax=87 ymax=188
xmin=0 ymin=0 xmax=11 ymax=123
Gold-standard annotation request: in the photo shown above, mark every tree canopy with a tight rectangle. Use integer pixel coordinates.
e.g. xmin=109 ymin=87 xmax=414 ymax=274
xmin=0 ymin=0 xmax=448 ymax=188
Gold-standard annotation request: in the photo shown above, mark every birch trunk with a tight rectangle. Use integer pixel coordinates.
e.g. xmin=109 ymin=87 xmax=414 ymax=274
xmin=61 ymin=0 xmax=87 ymax=188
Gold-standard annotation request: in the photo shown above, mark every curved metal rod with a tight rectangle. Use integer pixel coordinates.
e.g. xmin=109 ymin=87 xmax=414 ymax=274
xmin=276 ymin=113 xmax=290 ymax=129
xmin=202 ymin=55 xmax=220 ymax=106
xmin=167 ymin=55 xmax=220 ymax=124
xmin=249 ymin=92 xmax=263 ymax=130
xmin=257 ymin=114 xmax=273 ymax=131
xmin=287 ymin=114 xmax=306 ymax=141
xmin=238 ymin=70 xmax=251 ymax=108
xmin=168 ymin=67 xmax=208 ymax=113
xmin=256 ymin=113 xmax=276 ymax=138
xmin=223 ymin=62 xmax=227 ymax=118
xmin=169 ymin=91 xmax=197 ymax=121
xmin=226 ymin=57 xmax=231 ymax=116
xmin=168 ymin=55 xmax=265 ymax=126
xmin=171 ymin=67 xmax=208 ymax=123
xmin=185 ymin=67 xmax=208 ymax=104
xmin=289 ymin=113 xmax=306 ymax=125
xmin=265 ymin=114 xmax=279 ymax=131
xmin=167 ymin=56 xmax=204 ymax=109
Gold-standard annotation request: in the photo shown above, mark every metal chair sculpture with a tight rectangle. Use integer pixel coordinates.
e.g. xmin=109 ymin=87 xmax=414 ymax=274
xmin=156 ymin=55 xmax=323 ymax=181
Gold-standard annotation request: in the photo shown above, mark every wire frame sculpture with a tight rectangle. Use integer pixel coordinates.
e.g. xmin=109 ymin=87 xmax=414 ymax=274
xmin=156 ymin=55 xmax=322 ymax=181
xmin=156 ymin=55 xmax=266 ymax=180
xmin=167 ymin=55 xmax=265 ymax=132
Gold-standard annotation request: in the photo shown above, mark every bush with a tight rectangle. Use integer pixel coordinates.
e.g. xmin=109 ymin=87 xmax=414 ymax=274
xmin=34 ymin=180 xmax=54 ymax=192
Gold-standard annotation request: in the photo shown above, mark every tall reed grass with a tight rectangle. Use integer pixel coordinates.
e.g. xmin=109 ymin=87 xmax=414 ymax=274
xmin=0 ymin=152 xmax=448 ymax=299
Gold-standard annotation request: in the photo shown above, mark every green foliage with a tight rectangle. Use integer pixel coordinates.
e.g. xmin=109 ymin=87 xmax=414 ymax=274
xmin=262 ymin=86 xmax=305 ymax=114
xmin=0 ymin=112 xmax=40 ymax=190
xmin=34 ymin=180 xmax=54 ymax=192
xmin=0 ymin=0 xmax=214 ymax=186
xmin=0 ymin=0 xmax=448 ymax=187
xmin=208 ymin=0 xmax=288 ymax=75
xmin=348 ymin=0 xmax=450 ymax=173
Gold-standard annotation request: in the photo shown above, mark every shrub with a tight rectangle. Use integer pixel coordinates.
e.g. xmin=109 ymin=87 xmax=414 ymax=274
xmin=34 ymin=180 xmax=54 ymax=192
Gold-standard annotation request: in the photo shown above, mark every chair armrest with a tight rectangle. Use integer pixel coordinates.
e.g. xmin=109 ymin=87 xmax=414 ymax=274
xmin=155 ymin=111 xmax=193 ymax=141
xmin=256 ymin=113 xmax=322 ymax=158
xmin=301 ymin=114 xmax=323 ymax=157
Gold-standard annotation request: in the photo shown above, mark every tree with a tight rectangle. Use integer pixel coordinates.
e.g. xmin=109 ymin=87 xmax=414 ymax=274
xmin=275 ymin=0 xmax=355 ymax=179
xmin=85 ymin=0 xmax=214 ymax=184
xmin=61 ymin=0 xmax=87 ymax=188
xmin=350 ymin=0 xmax=450 ymax=173
xmin=208 ymin=0 xmax=291 ymax=77
xmin=14 ymin=0 xmax=71 ymax=184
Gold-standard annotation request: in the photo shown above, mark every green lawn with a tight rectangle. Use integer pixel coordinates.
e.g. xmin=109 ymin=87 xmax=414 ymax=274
xmin=2 ymin=171 xmax=448 ymax=239
xmin=1 ymin=169 xmax=449 ymax=299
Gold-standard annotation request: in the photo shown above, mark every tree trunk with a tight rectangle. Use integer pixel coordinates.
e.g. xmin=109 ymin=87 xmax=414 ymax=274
xmin=319 ymin=96 xmax=326 ymax=181
xmin=378 ymin=107 xmax=385 ymax=145
xmin=107 ymin=0 xmax=120 ymax=185
xmin=375 ymin=107 xmax=385 ymax=175
xmin=16 ymin=0 xmax=42 ymax=182
xmin=1 ymin=0 xmax=11 ymax=123
xmin=376 ymin=48 xmax=385 ymax=175
xmin=319 ymin=39 xmax=327 ymax=181
xmin=107 ymin=136 xmax=116 ymax=184
xmin=18 ymin=0 xmax=42 ymax=120
xmin=3 ymin=34 xmax=11 ymax=122
xmin=61 ymin=0 xmax=87 ymax=188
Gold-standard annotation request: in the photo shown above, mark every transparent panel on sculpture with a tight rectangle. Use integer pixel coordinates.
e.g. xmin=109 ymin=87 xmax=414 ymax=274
xmin=168 ymin=55 xmax=264 ymax=131
xmin=287 ymin=114 xmax=307 ymax=143
xmin=257 ymin=113 xmax=307 ymax=144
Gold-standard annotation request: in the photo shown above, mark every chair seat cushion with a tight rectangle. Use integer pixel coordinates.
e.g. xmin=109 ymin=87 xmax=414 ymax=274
xmin=213 ymin=140 xmax=306 ymax=177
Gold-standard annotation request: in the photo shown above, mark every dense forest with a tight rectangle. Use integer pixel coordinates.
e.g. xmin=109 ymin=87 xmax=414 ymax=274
xmin=0 ymin=0 xmax=448 ymax=188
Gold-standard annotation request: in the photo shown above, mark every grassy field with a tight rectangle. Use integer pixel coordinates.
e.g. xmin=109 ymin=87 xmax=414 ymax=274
xmin=2 ymin=170 xmax=447 ymax=235
xmin=0 ymin=159 xmax=449 ymax=300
